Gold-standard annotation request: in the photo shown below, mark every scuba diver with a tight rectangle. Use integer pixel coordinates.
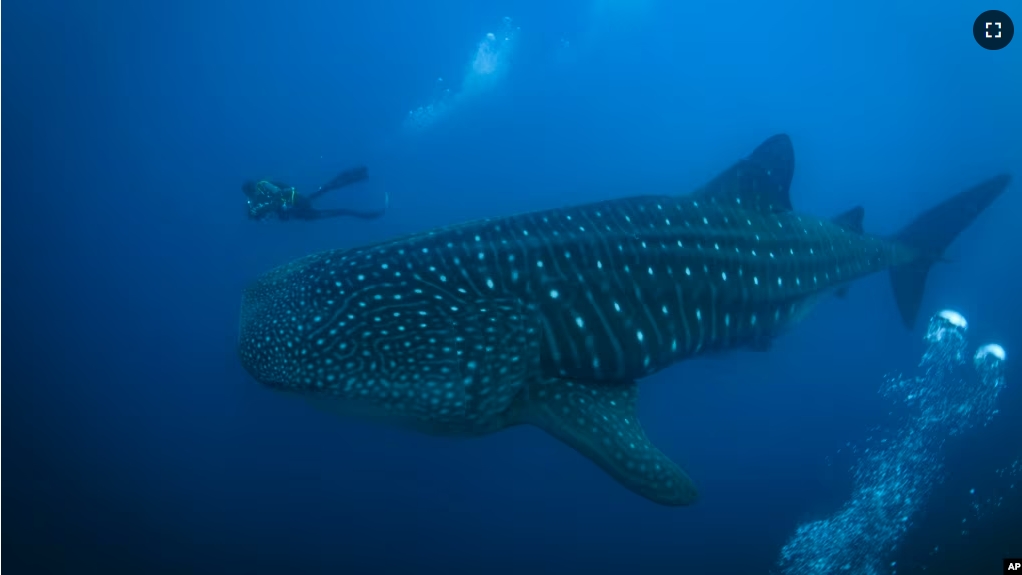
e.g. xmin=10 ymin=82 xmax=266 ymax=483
xmin=243 ymin=165 xmax=387 ymax=222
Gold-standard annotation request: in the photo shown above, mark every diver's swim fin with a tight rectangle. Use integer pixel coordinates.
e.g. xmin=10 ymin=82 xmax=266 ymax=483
xmin=325 ymin=166 xmax=368 ymax=190
xmin=308 ymin=166 xmax=370 ymax=200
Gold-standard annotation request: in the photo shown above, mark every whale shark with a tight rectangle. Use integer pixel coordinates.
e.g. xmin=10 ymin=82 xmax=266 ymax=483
xmin=237 ymin=135 xmax=1010 ymax=506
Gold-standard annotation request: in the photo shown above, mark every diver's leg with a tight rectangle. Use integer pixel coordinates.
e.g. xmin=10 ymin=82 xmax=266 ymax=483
xmin=307 ymin=166 xmax=369 ymax=200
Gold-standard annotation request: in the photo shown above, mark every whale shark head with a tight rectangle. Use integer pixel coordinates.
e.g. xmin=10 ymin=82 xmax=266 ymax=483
xmin=237 ymin=247 xmax=545 ymax=434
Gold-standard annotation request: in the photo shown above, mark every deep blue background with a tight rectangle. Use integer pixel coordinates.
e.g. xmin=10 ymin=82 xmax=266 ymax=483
xmin=4 ymin=1 xmax=1020 ymax=573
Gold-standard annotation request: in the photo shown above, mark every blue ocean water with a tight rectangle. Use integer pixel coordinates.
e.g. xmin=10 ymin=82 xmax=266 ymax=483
xmin=4 ymin=0 xmax=1020 ymax=573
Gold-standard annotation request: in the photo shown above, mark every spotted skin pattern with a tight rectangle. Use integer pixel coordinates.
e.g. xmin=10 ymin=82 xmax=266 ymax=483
xmin=238 ymin=135 xmax=1008 ymax=506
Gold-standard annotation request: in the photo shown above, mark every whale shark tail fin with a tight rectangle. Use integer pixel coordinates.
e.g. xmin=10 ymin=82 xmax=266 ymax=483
xmin=515 ymin=378 xmax=698 ymax=506
xmin=889 ymin=174 xmax=1011 ymax=329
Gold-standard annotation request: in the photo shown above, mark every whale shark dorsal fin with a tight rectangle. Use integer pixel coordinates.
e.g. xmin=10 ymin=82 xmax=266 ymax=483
xmin=832 ymin=206 xmax=865 ymax=233
xmin=516 ymin=378 xmax=698 ymax=506
xmin=690 ymin=134 xmax=795 ymax=214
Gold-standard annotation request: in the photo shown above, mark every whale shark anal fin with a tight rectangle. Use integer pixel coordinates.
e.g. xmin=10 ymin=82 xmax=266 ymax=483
xmin=516 ymin=377 xmax=698 ymax=506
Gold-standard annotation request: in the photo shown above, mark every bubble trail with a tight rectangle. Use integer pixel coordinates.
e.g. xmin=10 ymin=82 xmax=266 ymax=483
xmin=777 ymin=310 xmax=1006 ymax=575
xmin=405 ymin=17 xmax=520 ymax=133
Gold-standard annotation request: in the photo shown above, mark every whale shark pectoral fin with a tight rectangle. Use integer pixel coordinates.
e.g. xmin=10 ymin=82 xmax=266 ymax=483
xmin=516 ymin=378 xmax=698 ymax=506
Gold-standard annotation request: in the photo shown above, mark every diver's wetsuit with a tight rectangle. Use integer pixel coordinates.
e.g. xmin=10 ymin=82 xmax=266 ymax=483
xmin=244 ymin=166 xmax=386 ymax=222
